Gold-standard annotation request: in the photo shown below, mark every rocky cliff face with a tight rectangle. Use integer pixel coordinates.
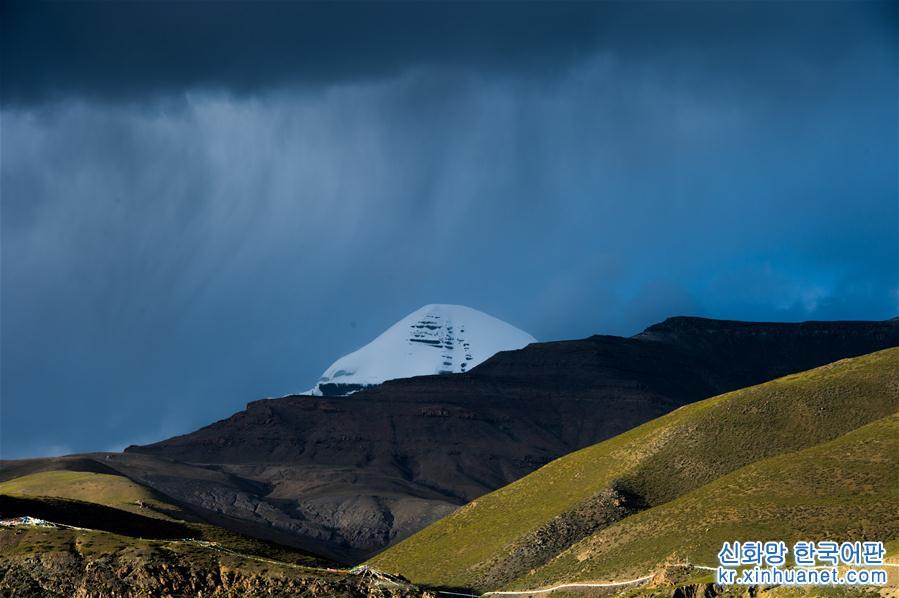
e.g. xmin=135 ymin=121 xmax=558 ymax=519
xmin=20 ymin=317 xmax=899 ymax=561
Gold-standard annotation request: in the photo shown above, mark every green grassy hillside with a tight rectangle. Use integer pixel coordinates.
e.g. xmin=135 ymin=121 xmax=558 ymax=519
xmin=0 ymin=470 xmax=188 ymax=521
xmin=369 ymin=347 xmax=899 ymax=591
xmin=511 ymin=413 xmax=899 ymax=589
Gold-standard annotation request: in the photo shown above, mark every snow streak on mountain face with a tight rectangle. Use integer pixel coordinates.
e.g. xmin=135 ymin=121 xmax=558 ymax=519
xmin=308 ymin=304 xmax=537 ymax=396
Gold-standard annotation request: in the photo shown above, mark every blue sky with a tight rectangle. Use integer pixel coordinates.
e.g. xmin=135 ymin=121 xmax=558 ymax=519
xmin=1 ymin=1 xmax=896 ymax=458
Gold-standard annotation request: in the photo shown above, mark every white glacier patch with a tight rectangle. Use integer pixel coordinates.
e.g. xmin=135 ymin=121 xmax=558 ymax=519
xmin=307 ymin=304 xmax=536 ymax=396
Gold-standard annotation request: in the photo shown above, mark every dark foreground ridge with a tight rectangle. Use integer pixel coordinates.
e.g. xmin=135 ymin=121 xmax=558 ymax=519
xmin=7 ymin=317 xmax=898 ymax=561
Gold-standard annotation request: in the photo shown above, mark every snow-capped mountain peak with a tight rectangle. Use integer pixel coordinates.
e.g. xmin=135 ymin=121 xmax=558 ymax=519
xmin=308 ymin=304 xmax=536 ymax=396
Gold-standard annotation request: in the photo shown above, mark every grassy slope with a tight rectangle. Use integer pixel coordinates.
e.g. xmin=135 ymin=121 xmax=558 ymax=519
xmin=0 ymin=471 xmax=335 ymax=568
xmin=369 ymin=347 xmax=899 ymax=590
xmin=511 ymin=413 xmax=899 ymax=589
xmin=0 ymin=470 xmax=187 ymax=521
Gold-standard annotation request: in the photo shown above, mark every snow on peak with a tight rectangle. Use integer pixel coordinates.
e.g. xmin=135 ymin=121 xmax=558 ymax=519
xmin=307 ymin=304 xmax=536 ymax=396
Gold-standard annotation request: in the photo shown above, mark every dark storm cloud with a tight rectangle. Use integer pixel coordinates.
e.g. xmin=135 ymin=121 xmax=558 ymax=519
xmin=2 ymin=0 xmax=600 ymax=104
xmin=3 ymin=1 xmax=895 ymax=104
xmin=1 ymin=1 xmax=896 ymax=459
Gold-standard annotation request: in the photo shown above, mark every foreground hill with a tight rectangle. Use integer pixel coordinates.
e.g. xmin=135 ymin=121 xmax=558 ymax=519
xmin=0 ymin=470 xmax=196 ymax=522
xmin=0 ymin=484 xmax=426 ymax=596
xmin=0 ymin=527 xmax=421 ymax=597
xmin=6 ymin=317 xmax=898 ymax=561
xmin=512 ymin=413 xmax=899 ymax=591
xmin=370 ymin=347 xmax=899 ymax=592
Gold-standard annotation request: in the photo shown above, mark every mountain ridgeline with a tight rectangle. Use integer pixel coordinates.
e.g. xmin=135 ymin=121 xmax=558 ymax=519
xmin=112 ymin=316 xmax=899 ymax=561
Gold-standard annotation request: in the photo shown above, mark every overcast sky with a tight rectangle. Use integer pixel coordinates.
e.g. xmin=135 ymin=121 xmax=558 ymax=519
xmin=2 ymin=1 xmax=896 ymax=459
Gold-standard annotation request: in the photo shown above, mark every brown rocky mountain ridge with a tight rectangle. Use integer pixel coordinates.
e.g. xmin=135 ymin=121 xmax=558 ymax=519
xmin=3 ymin=316 xmax=898 ymax=564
